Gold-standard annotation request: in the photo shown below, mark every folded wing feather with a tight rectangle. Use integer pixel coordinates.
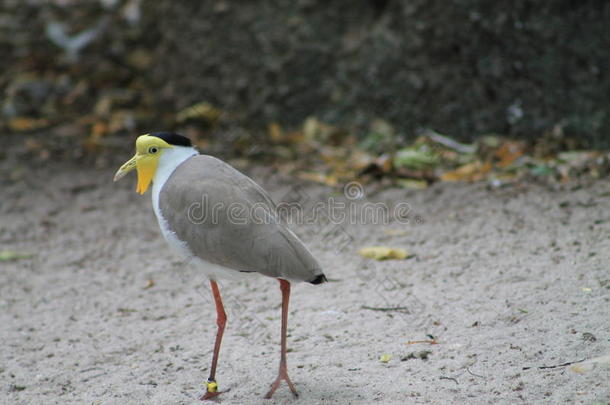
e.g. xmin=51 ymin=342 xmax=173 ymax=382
xmin=159 ymin=155 xmax=324 ymax=282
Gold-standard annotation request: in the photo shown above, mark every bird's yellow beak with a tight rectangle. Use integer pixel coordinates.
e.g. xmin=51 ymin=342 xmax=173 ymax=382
xmin=113 ymin=154 xmax=137 ymax=182
xmin=113 ymin=134 xmax=172 ymax=195
xmin=113 ymin=153 xmax=159 ymax=195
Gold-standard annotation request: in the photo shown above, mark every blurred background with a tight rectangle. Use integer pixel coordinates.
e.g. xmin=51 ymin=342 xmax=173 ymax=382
xmin=1 ymin=0 xmax=609 ymax=185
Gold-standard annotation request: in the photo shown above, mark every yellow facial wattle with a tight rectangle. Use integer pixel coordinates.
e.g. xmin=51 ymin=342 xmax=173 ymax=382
xmin=113 ymin=134 xmax=173 ymax=194
xmin=135 ymin=154 xmax=158 ymax=194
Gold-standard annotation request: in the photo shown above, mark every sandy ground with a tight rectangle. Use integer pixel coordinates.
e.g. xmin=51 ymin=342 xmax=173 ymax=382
xmin=1 ymin=158 xmax=609 ymax=405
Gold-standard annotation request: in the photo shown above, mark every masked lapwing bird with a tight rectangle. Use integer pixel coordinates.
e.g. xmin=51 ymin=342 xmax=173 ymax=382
xmin=114 ymin=132 xmax=326 ymax=400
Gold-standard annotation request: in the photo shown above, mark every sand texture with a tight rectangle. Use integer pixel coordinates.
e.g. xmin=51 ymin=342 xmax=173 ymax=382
xmin=1 ymin=163 xmax=609 ymax=404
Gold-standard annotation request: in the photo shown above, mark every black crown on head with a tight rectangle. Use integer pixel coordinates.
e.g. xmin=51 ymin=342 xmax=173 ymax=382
xmin=150 ymin=132 xmax=192 ymax=147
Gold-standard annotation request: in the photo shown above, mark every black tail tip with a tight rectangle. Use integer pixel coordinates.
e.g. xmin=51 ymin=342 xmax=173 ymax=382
xmin=310 ymin=274 xmax=327 ymax=285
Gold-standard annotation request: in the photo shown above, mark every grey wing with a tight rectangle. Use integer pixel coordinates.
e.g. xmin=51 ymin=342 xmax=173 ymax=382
xmin=159 ymin=155 xmax=324 ymax=282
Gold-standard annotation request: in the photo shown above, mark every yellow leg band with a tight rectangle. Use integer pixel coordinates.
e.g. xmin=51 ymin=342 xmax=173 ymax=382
xmin=206 ymin=380 xmax=218 ymax=393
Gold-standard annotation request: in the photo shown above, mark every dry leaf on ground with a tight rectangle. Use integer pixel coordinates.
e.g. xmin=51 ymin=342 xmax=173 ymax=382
xmin=358 ymin=246 xmax=408 ymax=260
xmin=441 ymin=161 xmax=492 ymax=182
xmin=0 ymin=250 xmax=34 ymax=262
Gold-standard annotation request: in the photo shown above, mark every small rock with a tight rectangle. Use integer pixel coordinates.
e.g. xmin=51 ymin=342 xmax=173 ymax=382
xmin=401 ymin=350 xmax=431 ymax=361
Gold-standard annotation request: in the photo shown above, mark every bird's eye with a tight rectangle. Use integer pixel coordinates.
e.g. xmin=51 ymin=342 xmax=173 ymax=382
xmin=148 ymin=146 xmax=159 ymax=154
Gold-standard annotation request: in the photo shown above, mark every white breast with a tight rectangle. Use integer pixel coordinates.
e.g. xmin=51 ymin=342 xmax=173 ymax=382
xmin=151 ymin=147 xmax=197 ymax=256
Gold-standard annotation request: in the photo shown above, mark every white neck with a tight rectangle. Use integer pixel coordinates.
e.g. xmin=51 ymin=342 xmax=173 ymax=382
xmin=152 ymin=146 xmax=198 ymax=215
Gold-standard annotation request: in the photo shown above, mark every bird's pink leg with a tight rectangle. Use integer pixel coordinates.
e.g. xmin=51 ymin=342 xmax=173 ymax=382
xmin=200 ymin=280 xmax=227 ymax=401
xmin=264 ymin=279 xmax=298 ymax=399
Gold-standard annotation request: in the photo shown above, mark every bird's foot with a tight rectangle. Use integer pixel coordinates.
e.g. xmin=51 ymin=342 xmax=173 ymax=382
xmin=199 ymin=379 xmax=228 ymax=401
xmin=200 ymin=391 xmax=221 ymax=401
xmin=264 ymin=371 xmax=298 ymax=399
